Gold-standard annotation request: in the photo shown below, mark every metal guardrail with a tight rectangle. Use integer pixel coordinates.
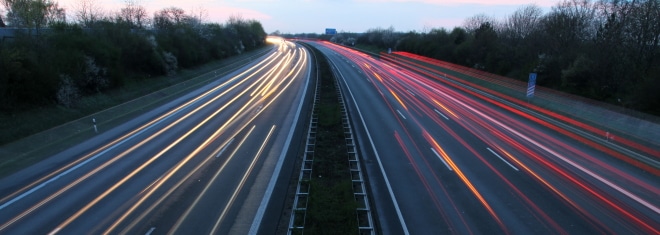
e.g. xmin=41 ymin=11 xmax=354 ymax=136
xmin=289 ymin=42 xmax=376 ymax=234
xmin=334 ymin=68 xmax=376 ymax=235
xmin=287 ymin=49 xmax=320 ymax=234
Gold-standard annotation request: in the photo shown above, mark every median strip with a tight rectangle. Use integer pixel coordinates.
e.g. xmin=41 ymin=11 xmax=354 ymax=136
xmin=287 ymin=43 xmax=367 ymax=234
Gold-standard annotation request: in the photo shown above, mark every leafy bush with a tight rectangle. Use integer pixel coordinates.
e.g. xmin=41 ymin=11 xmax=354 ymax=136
xmin=0 ymin=5 xmax=266 ymax=113
xmin=56 ymin=74 xmax=80 ymax=108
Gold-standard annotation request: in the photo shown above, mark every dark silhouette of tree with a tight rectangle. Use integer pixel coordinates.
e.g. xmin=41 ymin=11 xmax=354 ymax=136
xmin=74 ymin=0 xmax=104 ymax=27
xmin=0 ymin=3 xmax=266 ymax=111
xmin=357 ymin=0 xmax=659 ymax=115
xmin=1 ymin=0 xmax=64 ymax=34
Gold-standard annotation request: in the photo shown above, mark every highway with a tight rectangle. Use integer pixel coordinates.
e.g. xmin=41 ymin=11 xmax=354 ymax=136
xmin=0 ymin=38 xmax=312 ymax=234
xmin=308 ymin=41 xmax=659 ymax=234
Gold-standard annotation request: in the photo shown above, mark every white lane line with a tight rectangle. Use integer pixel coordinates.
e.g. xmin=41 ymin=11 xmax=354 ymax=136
xmin=145 ymin=227 xmax=156 ymax=235
xmin=0 ymin=51 xmax=282 ymax=212
xmin=213 ymin=126 xmax=275 ymax=234
xmin=486 ymin=148 xmax=519 ymax=171
xmin=47 ymin=228 xmax=61 ymax=235
xmin=397 ymin=109 xmax=407 ymax=120
xmin=431 ymin=148 xmax=453 ymax=171
xmin=0 ymin=110 xmax=172 ymax=211
xmin=327 ymin=57 xmax=410 ymax=235
xmin=215 ymin=138 xmax=235 ymax=158
xmin=406 ymin=89 xmax=416 ymax=96
xmin=437 ymin=88 xmax=660 ymax=215
xmin=434 ymin=109 xmax=449 ymax=120
xmin=249 ymin=47 xmax=312 ymax=234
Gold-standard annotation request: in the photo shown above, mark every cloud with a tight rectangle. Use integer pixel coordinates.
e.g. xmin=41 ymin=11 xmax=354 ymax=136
xmin=356 ymin=0 xmax=558 ymax=7
xmin=419 ymin=17 xmax=464 ymax=30
xmin=204 ymin=6 xmax=272 ymax=22
xmin=56 ymin=0 xmax=270 ymax=24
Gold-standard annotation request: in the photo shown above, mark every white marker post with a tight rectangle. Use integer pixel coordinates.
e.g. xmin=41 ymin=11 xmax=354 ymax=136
xmin=606 ymin=131 xmax=609 ymax=141
xmin=92 ymin=118 xmax=98 ymax=133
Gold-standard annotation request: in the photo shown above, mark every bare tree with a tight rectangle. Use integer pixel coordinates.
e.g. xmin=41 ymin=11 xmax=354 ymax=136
xmin=629 ymin=0 xmax=660 ymax=64
xmin=554 ymin=0 xmax=597 ymax=40
xmin=595 ymin=0 xmax=660 ymax=70
xmin=504 ymin=4 xmax=543 ymax=40
xmin=74 ymin=0 xmax=103 ymax=27
xmin=227 ymin=14 xmax=245 ymax=27
xmin=2 ymin=0 xmax=64 ymax=33
xmin=463 ymin=13 xmax=495 ymax=34
xmin=153 ymin=7 xmax=186 ymax=30
xmin=189 ymin=6 xmax=207 ymax=25
xmin=44 ymin=0 xmax=64 ymax=24
xmin=381 ymin=26 xmax=397 ymax=48
xmin=118 ymin=0 xmax=148 ymax=28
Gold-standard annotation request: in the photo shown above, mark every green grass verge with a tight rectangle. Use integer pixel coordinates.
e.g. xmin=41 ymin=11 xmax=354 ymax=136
xmin=303 ymin=45 xmax=359 ymax=234
xmin=0 ymin=46 xmax=272 ymax=178
xmin=354 ymin=44 xmax=386 ymax=55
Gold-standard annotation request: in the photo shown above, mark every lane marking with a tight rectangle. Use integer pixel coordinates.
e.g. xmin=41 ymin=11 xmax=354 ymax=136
xmin=0 ymin=110 xmax=172 ymax=212
xmin=406 ymin=89 xmax=416 ymax=96
xmin=434 ymin=109 xmax=449 ymax=120
xmin=431 ymin=148 xmax=453 ymax=171
xmin=170 ymin=125 xmax=257 ymax=233
xmin=397 ymin=109 xmax=407 ymax=120
xmin=145 ymin=227 xmax=155 ymax=235
xmin=440 ymin=89 xmax=660 ymax=216
xmin=166 ymin=45 xmax=311 ymax=234
xmin=249 ymin=46 xmax=312 ymax=234
xmin=47 ymin=228 xmax=60 ymax=235
xmin=111 ymin=135 xmax=239 ymax=233
xmin=216 ymin=138 xmax=235 ymax=158
xmin=212 ymin=125 xmax=276 ymax=234
xmin=326 ymin=55 xmax=410 ymax=235
xmin=486 ymin=148 xmax=519 ymax=171
xmin=45 ymin=50 xmax=293 ymax=234
xmin=0 ymin=50 xmax=282 ymax=212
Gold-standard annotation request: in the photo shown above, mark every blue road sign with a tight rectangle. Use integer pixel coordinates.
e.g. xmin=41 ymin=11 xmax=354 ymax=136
xmin=527 ymin=73 xmax=537 ymax=98
xmin=325 ymin=28 xmax=337 ymax=35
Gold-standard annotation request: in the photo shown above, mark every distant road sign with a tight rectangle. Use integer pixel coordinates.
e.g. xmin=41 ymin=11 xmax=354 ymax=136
xmin=527 ymin=73 xmax=537 ymax=98
xmin=325 ymin=28 xmax=337 ymax=35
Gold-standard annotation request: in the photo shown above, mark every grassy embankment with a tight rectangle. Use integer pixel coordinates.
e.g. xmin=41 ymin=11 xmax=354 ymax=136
xmin=0 ymin=46 xmax=270 ymax=178
xmin=303 ymin=46 xmax=359 ymax=234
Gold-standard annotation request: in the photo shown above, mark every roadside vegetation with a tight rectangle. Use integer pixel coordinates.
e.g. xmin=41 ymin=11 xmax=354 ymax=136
xmin=284 ymin=0 xmax=660 ymax=116
xmin=303 ymin=45 xmax=359 ymax=234
xmin=0 ymin=0 xmax=267 ymax=145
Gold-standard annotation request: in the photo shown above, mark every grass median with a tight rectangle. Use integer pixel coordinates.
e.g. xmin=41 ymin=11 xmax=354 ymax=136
xmin=302 ymin=45 xmax=359 ymax=234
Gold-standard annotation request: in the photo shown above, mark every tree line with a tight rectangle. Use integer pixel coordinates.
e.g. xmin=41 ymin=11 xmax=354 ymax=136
xmin=321 ymin=0 xmax=660 ymax=116
xmin=0 ymin=0 xmax=266 ymax=110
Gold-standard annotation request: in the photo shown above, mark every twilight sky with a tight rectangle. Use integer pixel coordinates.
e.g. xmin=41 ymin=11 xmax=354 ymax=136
xmin=51 ymin=0 xmax=562 ymax=34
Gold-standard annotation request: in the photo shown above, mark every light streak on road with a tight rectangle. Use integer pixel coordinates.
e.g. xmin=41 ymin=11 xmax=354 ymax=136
xmin=169 ymin=125 xmax=257 ymax=234
xmin=45 ymin=49 xmax=294 ymax=234
xmin=0 ymin=38 xmax=311 ymax=234
xmin=314 ymin=41 xmax=659 ymax=234
xmin=209 ymin=125 xmax=276 ymax=235
xmin=0 ymin=51 xmax=281 ymax=210
xmin=423 ymin=130 xmax=507 ymax=231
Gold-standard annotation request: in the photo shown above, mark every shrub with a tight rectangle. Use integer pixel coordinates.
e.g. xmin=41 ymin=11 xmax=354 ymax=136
xmin=56 ymin=74 xmax=80 ymax=108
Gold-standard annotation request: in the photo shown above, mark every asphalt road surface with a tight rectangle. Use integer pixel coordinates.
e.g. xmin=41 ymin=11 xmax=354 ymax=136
xmin=0 ymin=38 xmax=312 ymax=234
xmin=308 ymin=41 xmax=659 ymax=235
